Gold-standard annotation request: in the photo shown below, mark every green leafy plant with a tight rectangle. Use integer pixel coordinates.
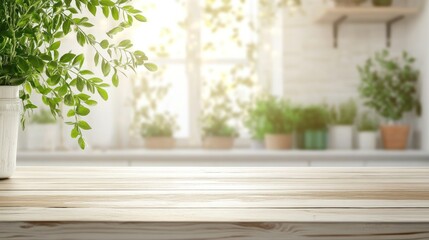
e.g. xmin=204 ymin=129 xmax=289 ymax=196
xmin=329 ymin=99 xmax=358 ymax=125
xmin=296 ymin=105 xmax=330 ymax=131
xmin=0 ymin=0 xmax=156 ymax=149
xmin=30 ymin=109 xmax=57 ymax=125
xmin=201 ymin=80 xmax=240 ymax=138
xmin=245 ymin=95 xmax=298 ymax=138
xmin=141 ymin=113 xmax=178 ymax=138
xmin=358 ymin=50 xmax=420 ymax=121
xmin=132 ymin=71 xmax=178 ymax=139
xmin=357 ymin=112 xmax=379 ymax=132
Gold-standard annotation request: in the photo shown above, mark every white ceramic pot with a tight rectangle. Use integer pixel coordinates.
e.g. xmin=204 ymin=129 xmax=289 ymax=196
xmin=0 ymin=86 xmax=20 ymax=179
xmin=26 ymin=124 xmax=58 ymax=151
xmin=329 ymin=125 xmax=353 ymax=150
xmin=357 ymin=131 xmax=377 ymax=150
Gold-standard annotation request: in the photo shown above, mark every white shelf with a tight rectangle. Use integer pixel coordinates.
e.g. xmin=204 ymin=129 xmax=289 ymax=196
xmin=315 ymin=6 xmax=419 ymax=47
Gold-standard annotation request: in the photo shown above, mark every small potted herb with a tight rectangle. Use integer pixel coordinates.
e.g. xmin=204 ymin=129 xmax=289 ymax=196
xmin=141 ymin=113 xmax=178 ymax=149
xmin=357 ymin=112 xmax=379 ymax=150
xmin=296 ymin=105 xmax=330 ymax=150
xmin=358 ymin=50 xmax=420 ymax=150
xmin=26 ymin=109 xmax=58 ymax=151
xmin=260 ymin=96 xmax=298 ymax=150
xmin=202 ymin=115 xmax=237 ymax=149
xmin=244 ymin=95 xmax=268 ymax=149
xmin=329 ymin=99 xmax=358 ymax=149
xmin=132 ymin=73 xmax=178 ymax=149
xmin=201 ymin=80 xmax=242 ymax=150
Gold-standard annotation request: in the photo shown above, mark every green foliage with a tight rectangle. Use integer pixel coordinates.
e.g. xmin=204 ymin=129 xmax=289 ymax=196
xmin=244 ymin=95 xmax=298 ymax=139
xmin=202 ymin=114 xmax=238 ymax=138
xmin=30 ymin=109 xmax=57 ymax=125
xmin=357 ymin=111 xmax=379 ymax=132
xmin=296 ymin=105 xmax=330 ymax=131
xmin=358 ymin=50 xmax=420 ymax=121
xmin=141 ymin=113 xmax=178 ymax=138
xmin=0 ymin=0 xmax=155 ymax=149
xmin=132 ymin=71 xmax=179 ymax=138
xmin=329 ymin=99 xmax=358 ymax=125
xmin=201 ymin=79 xmax=241 ymax=138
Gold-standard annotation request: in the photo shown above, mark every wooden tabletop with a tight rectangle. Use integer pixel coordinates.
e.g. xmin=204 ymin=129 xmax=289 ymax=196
xmin=1 ymin=167 xmax=429 ymax=223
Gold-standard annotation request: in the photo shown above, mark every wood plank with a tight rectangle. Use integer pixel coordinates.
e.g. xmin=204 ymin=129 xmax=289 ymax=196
xmin=2 ymin=180 xmax=429 ymax=191
xmin=1 ymin=222 xmax=429 ymax=240
xmin=2 ymin=207 xmax=429 ymax=222
xmin=1 ymin=190 xmax=429 ymax=208
xmin=10 ymin=167 xmax=429 ymax=179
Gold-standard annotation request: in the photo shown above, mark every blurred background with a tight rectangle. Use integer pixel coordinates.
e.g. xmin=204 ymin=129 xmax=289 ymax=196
xmin=17 ymin=0 xmax=429 ymax=166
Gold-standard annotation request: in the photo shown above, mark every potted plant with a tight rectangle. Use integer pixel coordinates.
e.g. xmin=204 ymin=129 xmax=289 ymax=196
xmin=372 ymin=0 xmax=393 ymax=7
xmin=201 ymin=80 xmax=240 ymax=150
xmin=141 ymin=113 xmax=178 ymax=149
xmin=243 ymin=95 xmax=267 ymax=149
xmin=202 ymin=115 xmax=238 ymax=149
xmin=329 ymin=99 xmax=358 ymax=150
xmin=297 ymin=105 xmax=330 ymax=150
xmin=357 ymin=112 xmax=379 ymax=150
xmin=26 ymin=109 xmax=58 ymax=151
xmin=358 ymin=50 xmax=420 ymax=150
xmin=334 ymin=0 xmax=367 ymax=6
xmin=257 ymin=96 xmax=298 ymax=150
xmin=0 ymin=1 xmax=154 ymax=178
xmin=132 ymin=71 xmax=178 ymax=149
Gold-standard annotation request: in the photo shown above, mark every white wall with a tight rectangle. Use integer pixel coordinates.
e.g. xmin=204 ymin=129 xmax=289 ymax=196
xmin=405 ymin=0 xmax=429 ymax=151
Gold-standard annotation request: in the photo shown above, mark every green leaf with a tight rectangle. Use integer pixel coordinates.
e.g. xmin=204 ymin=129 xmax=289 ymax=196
xmin=111 ymin=7 xmax=119 ymax=20
xmin=118 ymin=39 xmax=131 ymax=48
xmin=134 ymin=14 xmax=147 ymax=22
xmin=144 ymin=63 xmax=158 ymax=71
xmin=94 ymin=53 xmax=100 ymax=66
xmin=102 ymin=6 xmax=110 ymax=17
xmin=63 ymin=20 xmax=71 ymax=34
xmin=78 ymin=120 xmax=92 ymax=130
xmin=80 ymin=70 xmax=94 ymax=75
xmin=60 ymin=53 xmax=76 ymax=63
xmin=58 ymin=85 xmax=68 ymax=97
xmin=78 ymin=137 xmax=86 ymax=149
xmin=87 ymin=3 xmax=97 ymax=15
xmin=67 ymin=109 xmax=76 ymax=117
xmin=101 ymin=60 xmax=111 ymax=76
xmin=49 ymin=41 xmax=61 ymax=50
xmin=85 ymin=100 xmax=98 ymax=106
xmin=76 ymin=105 xmax=90 ymax=116
xmin=112 ymin=72 xmax=119 ymax=87
xmin=72 ymin=54 xmax=85 ymax=68
xmin=100 ymin=0 xmax=115 ymax=6
xmin=25 ymin=103 xmax=37 ymax=109
xmin=77 ymin=93 xmax=91 ymax=100
xmin=28 ymin=56 xmax=44 ymax=72
xmin=71 ymin=127 xmax=79 ymax=138
xmin=77 ymin=32 xmax=86 ymax=46
xmin=48 ymin=75 xmax=61 ymax=86
xmin=97 ymin=87 xmax=108 ymax=101
xmin=64 ymin=94 xmax=75 ymax=106
xmin=106 ymin=26 xmax=123 ymax=38
xmin=100 ymin=40 xmax=109 ymax=49
xmin=76 ymin=78 xmax=85 ymax=92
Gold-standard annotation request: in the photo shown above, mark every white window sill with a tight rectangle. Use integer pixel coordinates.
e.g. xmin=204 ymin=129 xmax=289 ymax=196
xmin=17 ymin=149 xmax=429 ymax=167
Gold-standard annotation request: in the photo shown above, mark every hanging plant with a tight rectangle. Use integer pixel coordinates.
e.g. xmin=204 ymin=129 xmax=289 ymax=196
xmin=0 ymin=0 xmax=156 ymax=149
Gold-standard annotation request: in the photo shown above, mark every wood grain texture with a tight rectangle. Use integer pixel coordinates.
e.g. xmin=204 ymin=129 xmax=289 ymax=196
xmin=1 ymin=167 xmax=429 ymax=239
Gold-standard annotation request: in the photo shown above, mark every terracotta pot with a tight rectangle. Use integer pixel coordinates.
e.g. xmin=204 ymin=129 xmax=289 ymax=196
xmin=264 ymin=134 xmax=292 ymax=150
xmin=380 ymin=125 xmax=409 ymax=150
xmin=144 ymin=137 xmax=175 ymax=149
xmin=203 ymin=136 xmax=234 ymax=150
